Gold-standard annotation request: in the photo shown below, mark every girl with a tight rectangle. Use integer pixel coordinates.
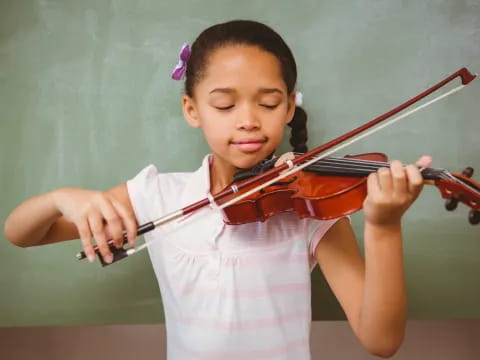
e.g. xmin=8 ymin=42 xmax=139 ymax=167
xmin=4 ymin=20 xmax=431 ymax=359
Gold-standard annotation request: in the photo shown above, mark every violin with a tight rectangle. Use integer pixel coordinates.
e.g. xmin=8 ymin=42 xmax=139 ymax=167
xmin=75 ymin=68 xmax=479 ymax=266
xmin=220 ymin=152 xmax=480 ymax=225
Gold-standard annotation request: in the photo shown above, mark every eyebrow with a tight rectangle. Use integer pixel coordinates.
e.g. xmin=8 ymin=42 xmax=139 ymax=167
xmin=258 ymin=88 xmax=283 ymax=95
xmin=208 ymin=88 xmax=284 ymax=95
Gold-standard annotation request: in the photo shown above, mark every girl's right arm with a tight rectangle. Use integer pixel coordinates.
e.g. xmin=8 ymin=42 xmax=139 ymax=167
xmin=3 ymin=185 xmax=138 ymax=264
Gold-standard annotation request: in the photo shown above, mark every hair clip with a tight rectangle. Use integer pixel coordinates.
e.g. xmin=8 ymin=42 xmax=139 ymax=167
xmin=295 ymin=91 xmax=303 ymax=106
xmin=171 ymin=43 xmax=191 ymax=80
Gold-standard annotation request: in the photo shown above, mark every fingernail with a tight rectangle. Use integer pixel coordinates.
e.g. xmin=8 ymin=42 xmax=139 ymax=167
xmin=106 ymin=254 xmax=113 ymax=263
xmin=88 ymin=254 xmax=95 ymax=263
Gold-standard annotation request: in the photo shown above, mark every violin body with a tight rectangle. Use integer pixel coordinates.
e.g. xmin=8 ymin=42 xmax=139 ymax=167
xmin=219 ymin=153 xmax=388 ymax=224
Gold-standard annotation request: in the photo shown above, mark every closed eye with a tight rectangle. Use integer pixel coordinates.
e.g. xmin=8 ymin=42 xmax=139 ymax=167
xmin=215 ymin=105 xmax=234 ymax=111
xmin=261 ymin=104 xmax=279 ymax=109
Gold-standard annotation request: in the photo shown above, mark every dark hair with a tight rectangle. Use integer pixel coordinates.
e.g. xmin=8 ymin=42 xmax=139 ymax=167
xmin=184 ymin=20 xmax=308 ymax=153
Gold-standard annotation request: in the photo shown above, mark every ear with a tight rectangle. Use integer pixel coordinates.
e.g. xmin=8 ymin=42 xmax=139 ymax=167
xmin=182 ymin=95 xmax=201 ymax=128
xmin=286 ymin=92 xmax=296 ymax=125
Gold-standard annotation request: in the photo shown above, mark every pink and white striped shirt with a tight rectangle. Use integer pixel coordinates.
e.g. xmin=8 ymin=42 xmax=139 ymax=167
xmin=127 ymin=155 xmax=340 ymax=360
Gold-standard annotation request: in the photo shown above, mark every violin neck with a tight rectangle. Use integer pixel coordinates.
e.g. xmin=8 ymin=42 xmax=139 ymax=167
xmin=304 ymin=157 xmax=445 ymax=180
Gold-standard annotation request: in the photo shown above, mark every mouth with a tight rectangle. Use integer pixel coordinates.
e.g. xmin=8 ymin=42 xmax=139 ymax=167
xmin=230 ymin=138 xmax=267 ymax=153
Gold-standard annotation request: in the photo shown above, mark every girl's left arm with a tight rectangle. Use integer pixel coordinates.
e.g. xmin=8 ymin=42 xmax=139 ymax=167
xmin=314 ymin=157 xmax=431 ymax=358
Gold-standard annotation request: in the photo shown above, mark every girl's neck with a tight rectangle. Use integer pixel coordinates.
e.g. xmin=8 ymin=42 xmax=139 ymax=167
xmin=209 ymin=154 xmax=238 ymax=194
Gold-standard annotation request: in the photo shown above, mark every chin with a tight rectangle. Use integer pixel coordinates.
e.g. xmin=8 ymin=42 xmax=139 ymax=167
xmin=231 ymin=152 xmax=269 ymax=170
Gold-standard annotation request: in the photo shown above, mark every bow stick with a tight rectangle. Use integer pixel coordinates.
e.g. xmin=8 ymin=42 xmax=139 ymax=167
xmin=76 ymin=67 xmax=477 ymax=265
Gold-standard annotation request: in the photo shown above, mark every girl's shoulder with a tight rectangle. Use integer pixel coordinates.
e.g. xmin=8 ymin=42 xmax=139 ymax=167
xmin=126 ymin=156 xmax=211 ymax=224
xmin=129 ymin=164 xmax=194 ymax=192
xmin=128 ymin=155 xmax=210 ymax=197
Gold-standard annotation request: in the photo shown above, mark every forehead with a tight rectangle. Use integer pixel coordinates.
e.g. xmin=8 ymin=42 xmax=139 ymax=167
xmin=196 ymin=44 xmax=286 ymax=93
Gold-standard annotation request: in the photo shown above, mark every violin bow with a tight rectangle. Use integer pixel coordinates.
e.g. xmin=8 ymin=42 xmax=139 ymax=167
xmin=76 ymin=67 xmax=477 ymax=265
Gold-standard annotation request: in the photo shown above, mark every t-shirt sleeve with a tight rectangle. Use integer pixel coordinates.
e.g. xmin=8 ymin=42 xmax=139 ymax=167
xmin=126 ymin=164 xmax=161 ymax=226
xmin=306 ymin=216 xmax=351 ymax=260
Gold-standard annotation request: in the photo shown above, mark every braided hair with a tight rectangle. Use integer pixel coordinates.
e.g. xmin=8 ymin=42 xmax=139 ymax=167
xmin=184 ymin=20 xmax=308 ymax=153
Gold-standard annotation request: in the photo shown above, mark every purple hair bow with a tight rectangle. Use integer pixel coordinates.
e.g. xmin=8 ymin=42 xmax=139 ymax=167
xmin=171 ymin=43 xmax=191 ymax=80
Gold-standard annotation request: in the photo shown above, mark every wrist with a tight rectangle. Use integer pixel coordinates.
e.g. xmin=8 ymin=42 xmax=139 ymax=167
xmin=49 ymin=188 xmax=71 ymax=215
xmin=364 ymin=220 xmax=402 ymax=242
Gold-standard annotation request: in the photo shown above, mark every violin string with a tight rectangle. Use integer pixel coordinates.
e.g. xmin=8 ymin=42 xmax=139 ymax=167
xmin=309 ymin=157 xmax=440 ymax=174
xmin=309 ymin=160 xmax=389 ymax=169
xmin=306 ymin=163 xmax=386 ymax=173
xmin=306 ymin=163 xmax=440 ymax=178
xmin=309 ymin=158 xmax=431 ymax=171
xmin=298 ymin=155 xmax=388 ymax=165
xmin=295 ymin=154 xmax=391 ymax=167
xmin=309 ymin=157 xmax=461 ymax=176
xmin=315 ymin=158 xmax=389 ymax=166
xmin=303 ymin=156 xmax=432 ymax=173
xmin=307 ymin=163 xmax=458 ymax=182
xmin=307 ymin=162 xmax=387 ymax=171
xmin=297 ymin=154 xmax=435 ymax=169
xmin=305 ymin=159 xmax=454 ymax=181
xmin=307 ymin=161 xmax=389 ymax=173
xmin=293 ymin=153 xmax=384 ymax=163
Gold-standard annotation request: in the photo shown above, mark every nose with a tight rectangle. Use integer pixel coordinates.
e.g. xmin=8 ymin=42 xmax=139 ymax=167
xmin=236 ymin=105 xmax=260 ymax=131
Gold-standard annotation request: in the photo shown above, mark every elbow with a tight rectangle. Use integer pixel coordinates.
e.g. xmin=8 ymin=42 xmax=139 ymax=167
xmin=3 ymin=217 xmax=27 ymax=248
xmin=365 ymin=343 xmax=401 ymax=358
xmin=359 ymin=330 xmax=405 ymax=358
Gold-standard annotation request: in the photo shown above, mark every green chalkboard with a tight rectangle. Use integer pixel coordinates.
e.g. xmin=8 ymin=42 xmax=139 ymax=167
xmin=1 ymin=0 xmax=479 ymax=326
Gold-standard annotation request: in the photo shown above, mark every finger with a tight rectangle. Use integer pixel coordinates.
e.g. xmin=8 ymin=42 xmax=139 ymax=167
xmin=97 ymin=198 xmax=124 ymax=249
xmin=415 ymin=155 xmax=432 ymax=169
xmin=88 ymin=211 xmax=113 ymax=263
xmin=376 ymin=167 xmax=393 ymax=193
xmin=111 ymin=199 xmax=138 ymax=247
xmin=366 ymin=172 xmax=380 ymax=197
xmin=405 ymin=164 xmax=424 ymax=198
xmin=77 ymin=217 xmax=95 ymax=263
xmin=390 ymin=160 xmax=408 ymax=195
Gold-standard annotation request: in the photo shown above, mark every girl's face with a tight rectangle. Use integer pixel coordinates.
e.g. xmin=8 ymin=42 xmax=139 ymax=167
xmin=182 ymin=45 xmax=296 ymax=170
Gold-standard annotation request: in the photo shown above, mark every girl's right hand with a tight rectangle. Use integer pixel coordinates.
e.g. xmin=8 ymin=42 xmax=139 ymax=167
xmin=53 ymin=188 xmax=138 ymax=263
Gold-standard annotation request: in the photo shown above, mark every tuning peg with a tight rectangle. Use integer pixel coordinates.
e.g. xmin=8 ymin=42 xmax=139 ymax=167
xmin=468 ymin=210 xmax=480 ymax=225
xmin=445 ymin=197 xmax=459 ymax=211
xmin=462 ymin=167 xmax=474 ymax=178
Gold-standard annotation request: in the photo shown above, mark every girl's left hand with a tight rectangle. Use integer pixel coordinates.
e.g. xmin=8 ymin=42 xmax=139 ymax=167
xmin=363 ymin=155 xmax=432 ymax=227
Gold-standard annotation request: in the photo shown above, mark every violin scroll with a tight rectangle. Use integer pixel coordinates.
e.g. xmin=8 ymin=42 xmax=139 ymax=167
xmin=444 ymin=167 xmax=474 ymax=211
xmin=437 ymin=166 xmax=479 ymax=225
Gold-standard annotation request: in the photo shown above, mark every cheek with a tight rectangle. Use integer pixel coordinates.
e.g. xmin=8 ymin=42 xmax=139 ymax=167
xmin=270 ymin=124 xmax=287 ymax=144
xmin=265 ymin=110 xmax=289 ymax=136
xmin=198 ymin=112 xmax=231 ymax=144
